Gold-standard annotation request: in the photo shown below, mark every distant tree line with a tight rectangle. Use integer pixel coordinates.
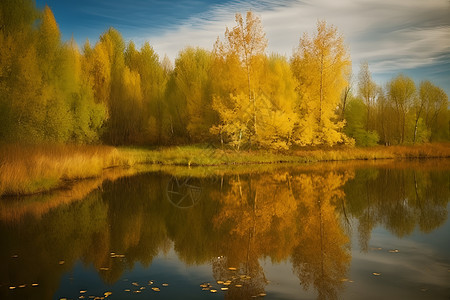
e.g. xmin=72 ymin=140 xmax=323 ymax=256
xmin=0 ymin=1 xmax=448 ymax=148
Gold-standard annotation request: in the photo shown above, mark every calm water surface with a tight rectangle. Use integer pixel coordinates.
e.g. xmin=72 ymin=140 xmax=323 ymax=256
xmin=1 ymin=161 xmax=449 ymax=299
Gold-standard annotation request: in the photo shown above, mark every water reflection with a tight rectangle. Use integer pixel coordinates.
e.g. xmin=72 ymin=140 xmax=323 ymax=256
xmin=0 ymin=161 xmax=448 ymax=299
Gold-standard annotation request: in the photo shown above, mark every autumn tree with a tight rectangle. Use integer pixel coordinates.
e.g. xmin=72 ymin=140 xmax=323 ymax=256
xmin=125 ymin=41 xmax=168 ymax=144
xmin=210 ymin=11 xmax=268 ymax=149
xmin=357 ymin=62 xmax=377 ymax=131
xmin=291 ymin=21 xmax=353 ymax=146
xmin=419 ymin=81 xmax=449 ymax=142
xmin=167 ymin=47 xmax=216 ymax=142
xmin=386 ymin=74 xmax=416 ymax=144
xmin=374 ymin=87 xmax=396 ymax=145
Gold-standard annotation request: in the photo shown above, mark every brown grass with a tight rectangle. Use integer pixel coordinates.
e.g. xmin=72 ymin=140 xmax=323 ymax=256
xmin=0 ymin=143 xmax=449 ymax=197
xmin=0 ymin=144 xmax=124 ymax=196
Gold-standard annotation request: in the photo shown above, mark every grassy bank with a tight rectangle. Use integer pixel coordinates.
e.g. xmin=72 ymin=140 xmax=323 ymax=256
xmin=118 ymin=143 xmax=450 ymax=166
xmin=1 ymin=143 xmax=449 ymax=196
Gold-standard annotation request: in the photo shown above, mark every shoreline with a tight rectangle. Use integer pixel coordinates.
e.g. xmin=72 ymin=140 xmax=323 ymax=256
xmin=1 ymin=143 xmax=449 ymax=197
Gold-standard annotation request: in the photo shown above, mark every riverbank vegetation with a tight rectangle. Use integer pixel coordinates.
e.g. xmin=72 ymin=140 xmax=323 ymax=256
xmin=1 ymin=143 xmax=449 ymax=197
xmin=1 ymin=1 xmax=448 ymax=149
xmin=0 ymin=1 xmax=449 ymax=196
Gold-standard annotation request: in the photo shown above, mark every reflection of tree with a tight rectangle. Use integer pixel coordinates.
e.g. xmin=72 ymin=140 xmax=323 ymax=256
xmin=0 ymin=192 xmax=108 ymax=300
xmin=1 ymin=164 xmax=448 ymax=299
xmin=344 ymin=165 xmax=450 ymax=250
xmin=212 ymin=173 xmax=298 ymax=298
xmin=290 ymin=172 xmax=353 ymax=300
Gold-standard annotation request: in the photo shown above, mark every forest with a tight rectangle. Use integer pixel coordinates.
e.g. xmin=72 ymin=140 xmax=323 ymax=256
xmin=0 ymin=0 xmax=449 ymax=150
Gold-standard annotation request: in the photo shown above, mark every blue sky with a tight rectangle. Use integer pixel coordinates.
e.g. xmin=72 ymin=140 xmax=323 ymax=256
xmin=36 ymin=0 xmax=450 ymax=95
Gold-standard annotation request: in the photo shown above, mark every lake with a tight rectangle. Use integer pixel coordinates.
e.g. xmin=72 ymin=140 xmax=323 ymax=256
xmin=1 ymin=160 xmax=449 ymax=299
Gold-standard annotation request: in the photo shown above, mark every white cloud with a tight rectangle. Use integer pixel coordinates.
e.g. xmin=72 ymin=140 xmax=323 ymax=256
xmin=131 ymin=0 xmax=449 ymax=92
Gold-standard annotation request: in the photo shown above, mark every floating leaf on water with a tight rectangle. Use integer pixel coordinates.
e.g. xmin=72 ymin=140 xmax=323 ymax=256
xmin=79 ymin=296 xmax=85 ymax=299
xmin=349 ymin=280 xmax=354 ymax=283
xmin=340 ymin=278 xmax=348 ymax=282
xmin=162 ymin=283 xmax=169 ymax=287
xmin=133 ymin=290 xmax=141 ymax=293
xmin=202 ymin=288 xmax=210 ymax=291
xmin=100 ymin=267 xmax=109 ymax=271
xmin=11 ymin=255 xmax=18 ymax=258
xmin=223 ymin=282 xmax=231 ymax=286
xmin=9 ymin=286 xmax=16 ymax=290
xmin=228 ymin=267 xmax=237 ymax=271
xmin=151 ymin=287 xmax=160 ymax=292
xmin=124 ymin=289 xmax=130 ymax=292
xmin=259 ymin=293 xmax=267 ymax=296
xmin=59 ymin=261 xmax=65 ymax=265
xmin=210 ymin=289 xmax=217 ymax=293
xmin=132 ymin=282 xmax=139 ymax=286
xmin=148 ymin=281 xmax=154 ymax=285
xmin=221 ymin=287 xmax=228 ymax=291
xmin=80 ymin=290 xmax=87 ymax=294
xmin=388 ymin=249 xmax=399 ymax=253
xmin=235 ymin=284 xmax=243 ymax=288
xmin=19 ymin=284 xmax=26 ymax=288
xmin=140 ymin=287 xmax=146 ymax=290
xmin=217 ymin=280 xmax=224 ymax=284
xmin=104 ymin=292 xmax=112 ymax=297
xmin=372 ymin=273 xmax=381 ymax=276
xmin=32 ymin=283 xmax=39 ymax=287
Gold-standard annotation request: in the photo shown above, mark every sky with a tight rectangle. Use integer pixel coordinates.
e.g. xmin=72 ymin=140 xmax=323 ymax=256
xmin=35 ymin=0 xmax=450 ymax=95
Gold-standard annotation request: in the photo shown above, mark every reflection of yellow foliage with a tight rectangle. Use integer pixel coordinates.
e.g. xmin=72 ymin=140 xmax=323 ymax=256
xmin=0 ymin=165 xmax=143 ymax=223
xmin=291 ymin=172 xmax=353 ymax=299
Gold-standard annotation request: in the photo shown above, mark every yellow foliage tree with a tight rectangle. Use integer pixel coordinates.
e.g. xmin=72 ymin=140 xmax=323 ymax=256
xmin=291 ymin=21 xmax=353 ymax=146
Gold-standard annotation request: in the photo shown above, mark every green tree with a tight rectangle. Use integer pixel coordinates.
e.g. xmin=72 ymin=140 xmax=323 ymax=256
xmin=344 ymin=97 xmax=379 ymax=146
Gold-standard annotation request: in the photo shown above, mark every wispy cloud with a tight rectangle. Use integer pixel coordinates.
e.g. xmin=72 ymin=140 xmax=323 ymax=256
xmin=40 ymin=0 xmax=449 ymax=93
xmin=135 ymin=0 xmax=449 ymax=92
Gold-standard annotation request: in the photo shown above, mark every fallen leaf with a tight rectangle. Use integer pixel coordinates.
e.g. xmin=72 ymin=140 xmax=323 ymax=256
xmin=58 ymin=261 xmax=65 ymax=265
xmin=132 ymin=282 xmax=139 ymax=286
xmin=32 ymin=283 xmax=39 ymax=287
xmin=210 ymin=289 xmax=217 ymax=293
xmin=162 ymin=283 xmax=169 ymax=287
xmin=235 ymin=284 xmax=243 ymax=288
xmin=372 ymin=273 xmax=381 ymax=276
xmin=221 ymin=287 xmax=228 ymax=291
xmin=228 ymin=267 xmax=237 ymax=271
xmin=151 ymin=287 xmax=160 ymax=292
xmin=19 ymin=284 xmax=26 ymax=288
xmin=124 ymin=289 xmax=130 ymax=292
xmin=9 ymin=286 xmax=16 ymax=290
xmin=80 ymin=290 xmax=87 ymax=294
xmin=388 ymin=249 xmax=399 ymax=253
xmin=217 ymin=280 xmax=224 ymax=284
xmin=259 ymin=293 xmax=267 ymax=296
xmin=104 ymin=292 xmax=112 ymax=297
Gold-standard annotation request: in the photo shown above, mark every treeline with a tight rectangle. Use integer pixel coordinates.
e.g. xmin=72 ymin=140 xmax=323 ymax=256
xmin=343 ymin=64 xmax=449 ymax=146
xmin=0 ymin=1 xmax=448 ymax=148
